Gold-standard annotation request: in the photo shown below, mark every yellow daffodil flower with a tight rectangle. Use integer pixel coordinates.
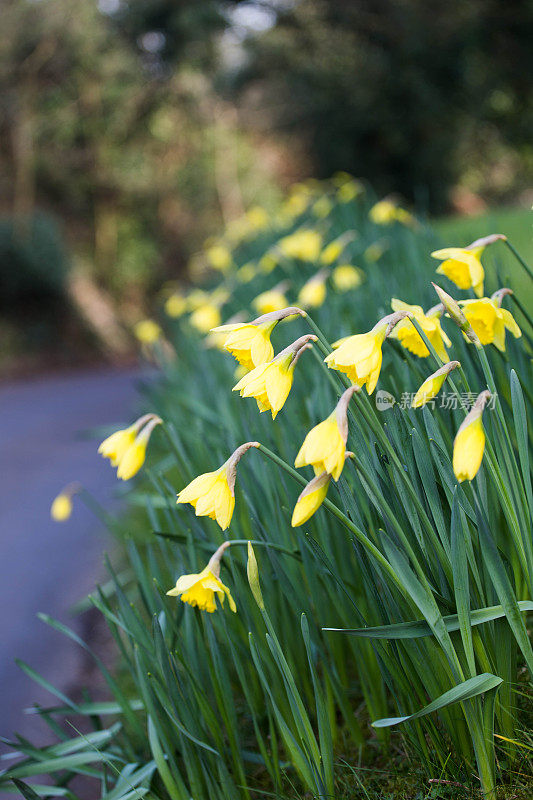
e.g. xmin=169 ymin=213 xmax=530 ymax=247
xmin=412 ymin=361 xmax=460 ymax=408
xmin=389 ymin=298 xmax=451 ymax=360
xmin=453 ymin=391 xmax=491 ymax=482
xmin=99 ymin=414 xmax=161 ymax=480
xmin=459 ymin=291 xmax=521 ymax=351
xmin=291 ymin=471 xmax=331 ymax=526
xmin=337 ymin=179 xmax=364 ymax=203
xmin=246 ymin=205 xmax=269 ymax=231
xmin=206 ymin=243 xmax=232 ymax=272
xmin=312 ymin=196 xmax=333 ymax=218
xmin=50 ymin=482 xmax=80 ymax=522
xmin=212 ymin=307 xmax=302 ymax=370
xmin=134 ymin=319 xmax=162 ymax=344
xmin=369 ymin=200 xmax=414 ymax=226
xmin=364 ymin=241 xmax=387 ymax=262
xmin=177 ymin=442 xmax=258 ymax=530
xmin=167 ymin=541 xmax=236 ymax=613
xmin=165 ymin=293 xmax=187 ymax=318
xmin=258 ymin=251 xmax=279 ymax=274
xmin=325 ymin=312 xmax=406 ymax=394
xmin=332 ymin=264 xmax=364 ymax=292
xmin=190 ymin=303 xmax=222 ymax=333
xmin=298 ymin=270 xmax=328 ymax=309
xmin=278 ymin=229 xmax=322 ymax=262
xmin=295 ymin=386 xmax=358 ymax=480
xmin=320 ymin=232 xmax=356 ymax=265
xmin=237 ymin=262 xmax=257 ymax=283
xmin=432 ymin=233 xmax=507 ymax=299
xmin=233 ymin=334 xmax=316 ymax=418
xmin=252 ymin=284 xmax=289 ymax=315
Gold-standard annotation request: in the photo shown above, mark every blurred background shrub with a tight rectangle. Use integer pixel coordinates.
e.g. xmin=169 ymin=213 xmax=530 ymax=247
xmin=0 ymin=0 xmax=531 ymax=374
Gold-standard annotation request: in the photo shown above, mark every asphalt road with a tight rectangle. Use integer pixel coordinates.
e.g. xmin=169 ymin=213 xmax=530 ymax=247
xmin=0 ymin=366 xmax=147 ymax=756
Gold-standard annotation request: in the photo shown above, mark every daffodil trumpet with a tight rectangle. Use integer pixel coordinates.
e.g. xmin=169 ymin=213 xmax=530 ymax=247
xmin=324 ymin=311 xmax=407 ymax=394
xmin=453 ymin=390 xmax=491 ymax=482
xmin=390 ymin=299 xmax=451 ymax=361
xmin=431 ymin=234 xmax=505 ymax=298
xmin=233 ymin=334 xmax=316 ymax=418
xmin=457 ymin=290 xmax=522 ymax=352
xmin=177 ymin=442 xmax=259 ymax=530
xmin=166 ymin=541 xmax=236 ymax=613
xmin=295 ymin=385 xmax=359 ymax=480
xmin=412 ymin=361 xmax=460 ymax=409
xmin=212 ymin=306 xmax=305 ymax=370
xmin=50 ymin=481 xmax=81 ymax=522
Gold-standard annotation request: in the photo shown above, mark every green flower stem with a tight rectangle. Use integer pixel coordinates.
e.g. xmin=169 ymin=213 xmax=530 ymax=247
xmin=303 ymin=311 xmax=334 ymax=355
xmin=504 ymin=239 xmax=533 ymax=282
xmin=256 ymin=443 xmax=413 ymax=602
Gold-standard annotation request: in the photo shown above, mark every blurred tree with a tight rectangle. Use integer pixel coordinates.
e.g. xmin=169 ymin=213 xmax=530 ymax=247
xmin=231 ymin=0 xmax=533 ymax=211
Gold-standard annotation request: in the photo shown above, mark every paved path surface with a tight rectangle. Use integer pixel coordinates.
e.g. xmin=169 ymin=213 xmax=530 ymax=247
xmin=0 ymin=366 xmax=148 ymax=757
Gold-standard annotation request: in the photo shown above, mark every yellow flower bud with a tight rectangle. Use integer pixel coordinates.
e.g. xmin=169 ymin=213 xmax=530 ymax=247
xmin=453 ymin=391 xmax=491 ymax=482
xmin=412 ymin=361 xmax=460 ymax=408
xmin=291 ymin=472 xmax=331 ymax=527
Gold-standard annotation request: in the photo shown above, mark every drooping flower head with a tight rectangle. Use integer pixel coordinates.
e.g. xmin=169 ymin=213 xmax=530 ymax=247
xmin=453 ymin=391 xmax=491 ymax=482
xmin=50 ymin=482 xmax=81 ymax=522
xmin=212 ymin=307 xmax=304 ymax=371
xmin=298 ymin=270 xmax=328 ymax=309
xmin=233 ymin=334 xmax=316 ymax=418
xmin=167 ymin=541 xmax=236 ymax=613
xmin=389 ymin=298 xmax=451 ymax=361
xmin=332 ymin=264 xmax=364 ymax=292
xmin=295 ymin=386 xmax=359 ymax=480
xmin=98 ymin=413 xmax=162 ymax=480
xmin=431 ymin=235 xmax=506 ymax=299
xmin=412 ymin=361 xmax=460 ymax=409
xmin=177 ymin=442 xmax=259 ymax=530
xmin=291 ymin=471 xmax=332 ymax=527
xmin=324 ymin=311 xmax=407 ymax=394
xmin=459 ymin=290 xmax=521 ymax=352
xmin=320 ymin=232 xmax=357 ymax=265
xmin=134 ymin=319 xmax=162 ymax=345
xmin=277 ymin=229 xmax=322 ymax=262
xmin=252 ymin=282 xmax=289 ymax=315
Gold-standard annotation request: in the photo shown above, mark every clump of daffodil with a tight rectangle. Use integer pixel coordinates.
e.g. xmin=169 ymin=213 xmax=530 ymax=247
xmin=252 ymin=282 xmax=290 ymax=315
xmin=458 ymin=289 xmax=521 ymax=351
xmin=167 ymin=541 xmax=236 ymax=613
xmin=134 ymin=319 xmax=162 ymax=345
xmin=206 ymin=242 xmax=232 ymax=273
xmin=320 ymin=232 xmax=357 ymax=265
xmin=98 ymin=413 xmax=162 ymax=481
xmin=369 ymin=199 xmax=414 ymax=227
xmin=164 ymin=293 xmax=187 ymax=318
xmin=278 ymin=229 xmax=322 ymax=262
xmin=431 ymin=234 xmax=506 ymax=298
xmin=453 ymin=391 xmax=491 ymax=482
xmin=177 ymin=442 xmax=258 ymax=530
xmin=212 ymin=307 xmax=303 ymax=370
xmin=332 ymin=264 xmax=364 ymax=292
xmin=298 ymin=270 xmax=328 ymax=309
xmin=325 ymin=311 xmax=407 ymax=394
xmin=412 ymin=361 xmax=460 ymax=408
xmin=295 ymin=386 xmax=359 ymax=480
xmin=291 ymin=471 xmax=332 ymax=527
xmin=233 ymin=334 xmax=316 ymax=418
xmin=50 ymin=482 xmax=81 ymax=522
xmin=389 ymin=298 xmax=451 ymax=361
